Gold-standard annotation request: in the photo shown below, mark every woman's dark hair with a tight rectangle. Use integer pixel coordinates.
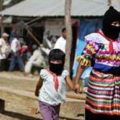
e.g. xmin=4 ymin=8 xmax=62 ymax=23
xmin=48 ymin=49 xmax=65 ymax=64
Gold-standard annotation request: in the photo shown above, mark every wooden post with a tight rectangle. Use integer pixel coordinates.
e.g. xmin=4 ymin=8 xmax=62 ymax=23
xmin=0 ymin=0 xmax=4 ymax=36
xmin=0 ymin=0 xmax=3 ymax=11
xmin=108 ymin=0 xmax=112 ymax=6
xmin=26 ymin=28 xmax=41 ymax=46
xmin=65 ymin=0 xmax=72 ymax=72
xmin=20 ymin=21 xmax=41 ymax=46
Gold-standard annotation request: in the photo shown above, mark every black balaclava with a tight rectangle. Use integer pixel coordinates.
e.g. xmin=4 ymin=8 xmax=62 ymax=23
xmin=102 ymin=6 xmax=120 ymax=40
xmin=49 ymin=63 xmax=64 ymax=75
xmin=48 ymin=49 xmax=65 ymax=75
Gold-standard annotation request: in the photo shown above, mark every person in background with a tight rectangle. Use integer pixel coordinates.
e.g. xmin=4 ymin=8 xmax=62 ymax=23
xmin=19 ymin=41 xmax=28 ymax=64
xmin=9 ymin=34 xmax=24 ymax=72
xmin=0 ymin=33 xmax=11 ymax=71
xmin=24 ymin=45 xmax=46 ymax=75
xmin=74 ymin=7 xmax=120 ymax=120
xmin=54 ymin=28 xmax=67 ymax=53
xmin=35 ymin=49 xmax=74 ymax=120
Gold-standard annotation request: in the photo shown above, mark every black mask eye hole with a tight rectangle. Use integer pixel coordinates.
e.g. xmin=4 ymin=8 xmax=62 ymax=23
xmin=50 ymin=60 xmax=63 ymax=64
xmin=111 ymin=21 xmax=120 ymax=27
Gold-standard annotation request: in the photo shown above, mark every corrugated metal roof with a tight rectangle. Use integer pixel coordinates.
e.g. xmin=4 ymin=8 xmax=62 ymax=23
xmin=0 ymin=0 xmax=120 ymax=17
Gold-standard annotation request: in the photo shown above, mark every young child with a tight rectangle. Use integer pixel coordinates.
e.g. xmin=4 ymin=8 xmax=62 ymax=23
xmin=35 ymin=49 xmax=74 ymax=120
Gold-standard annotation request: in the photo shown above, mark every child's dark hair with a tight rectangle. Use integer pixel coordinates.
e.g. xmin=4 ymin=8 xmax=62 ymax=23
xmin=49 ymin=49 xmax=65 ymax=64
xmin=62 ymin=27 xmax=66 ymax=33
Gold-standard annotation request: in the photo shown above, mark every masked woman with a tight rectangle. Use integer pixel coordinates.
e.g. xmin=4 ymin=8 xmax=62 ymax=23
xmin=74 ymin=7 xmax=120 ymax=120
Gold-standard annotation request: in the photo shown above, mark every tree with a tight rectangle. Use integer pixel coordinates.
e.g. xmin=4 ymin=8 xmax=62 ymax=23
xmin=64 ymin=0 xmax=72 ymax=72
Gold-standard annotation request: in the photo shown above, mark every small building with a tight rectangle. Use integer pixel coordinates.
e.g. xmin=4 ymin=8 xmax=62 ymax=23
xmin=0 ymin=0 xmax=119 ymax=42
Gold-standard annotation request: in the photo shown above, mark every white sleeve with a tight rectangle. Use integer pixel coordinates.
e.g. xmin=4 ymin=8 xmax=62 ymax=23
xmin=40 ymin=69 xmax=48 ymax=80
xmin=61 ymin=70 xmax=69 ymax=79
xmin=85 ymin=33 xmax=98 ymax=43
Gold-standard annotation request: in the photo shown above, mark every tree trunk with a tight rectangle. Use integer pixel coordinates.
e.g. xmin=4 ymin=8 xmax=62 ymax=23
xmin=64 ymin=0 xmax=72 ymax=72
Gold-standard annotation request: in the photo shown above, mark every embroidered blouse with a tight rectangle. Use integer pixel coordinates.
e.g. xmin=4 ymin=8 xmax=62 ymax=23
xmin=78 ymin=32 xmax=120 ymax=76
xmin=38 ymin=69 xmax=69 ymax=105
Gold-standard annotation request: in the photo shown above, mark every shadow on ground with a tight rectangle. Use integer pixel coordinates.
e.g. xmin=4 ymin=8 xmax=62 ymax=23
xmin=1 ymin=110 xmax=84 ymax=120
xmin=60 ymin=113 xmax=84 ymax=120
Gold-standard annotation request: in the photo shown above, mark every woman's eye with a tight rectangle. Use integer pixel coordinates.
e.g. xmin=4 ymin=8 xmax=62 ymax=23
xmin=111 ymin=21 xmax=120 ymax=27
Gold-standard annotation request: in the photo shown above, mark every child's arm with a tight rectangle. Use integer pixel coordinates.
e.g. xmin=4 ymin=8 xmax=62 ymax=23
xmin=35 ymin=77 xmax=43 ymax=97
xmin=65 ymin=76 xmax=74 ymax=90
